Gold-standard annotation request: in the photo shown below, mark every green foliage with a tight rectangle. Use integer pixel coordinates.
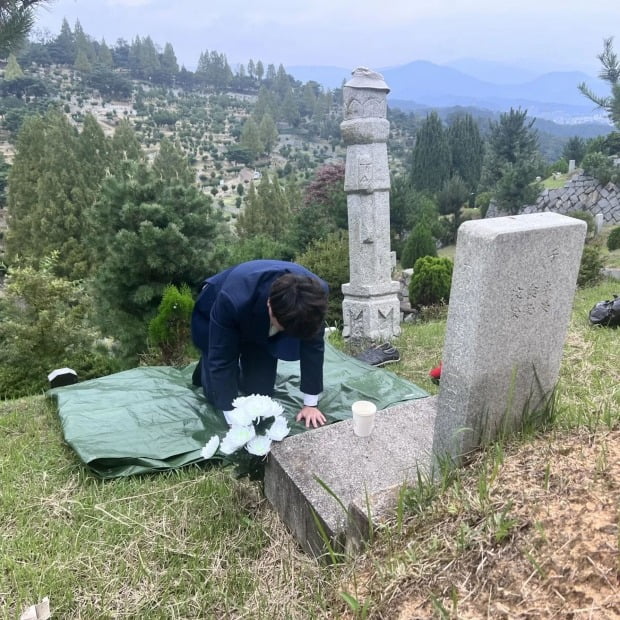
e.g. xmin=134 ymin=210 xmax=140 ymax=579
xmin=577 ymin=244 xmax=604 ymax=288
xmin=547 ymin=158 xmax=569 ymax=175
xmin=291 ymin=162 xmax=347 ymax=252
xmin=578 ymin=38 xmax=620 ymax=129
xmin=410 ymin=111 xmax=451 ymax=194
xmin=494 ymin=161 xmax=542 ymax=215
xmin=408 ymin=256 xmax=453 ymax=308
xmin=235 ymin=173 xmax=294 ymax=242
xmin=606 ymin=226 xmax=620 ymax=251
xmin=0 ymin=1 xmax=46 ymax=57
xmin=483 ymin=108 xmax=543 ymax=215
xmin=401 ymin=223 xmax=437 ymax=269
xmin=437 ymin=175 xmax=469 ymax=241
xmin=0 ymin=255 xmax=119 ymax=398
xmin=295 ymin=231 xmax=349 ymax=325
xmin=88 ymin=160 xmax=230 ymax=361
xmin=147 ymin=284 xmax=195 ymax=366
xmin=566 ymin=210 xmax=595 ymax=240
xmin=227 ymin=235 xmax=294 ymax=264
xmin=562 ymin=136 xmax=587 ymax=165
xmin=447 ymin=114 xmax=484 ymax=195
xmin=6 ymin=110 xmax=109 ymax=280
xmin=581 ymin=151 xmax=619 ymax=186
xmin=475 ymin=191 xmax=493 ymax=218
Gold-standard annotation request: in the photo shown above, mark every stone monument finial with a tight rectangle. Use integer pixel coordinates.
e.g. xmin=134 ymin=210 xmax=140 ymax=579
xmin=345 ymin=67 xmax=390 ymax=93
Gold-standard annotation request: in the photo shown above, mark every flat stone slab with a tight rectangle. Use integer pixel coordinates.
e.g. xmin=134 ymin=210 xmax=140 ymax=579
xmin=264 ymin=396 xmax=437 ymax=557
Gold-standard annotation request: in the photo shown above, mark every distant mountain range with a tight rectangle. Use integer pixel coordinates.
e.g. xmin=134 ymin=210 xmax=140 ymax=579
xmin=286 ymin=59 xmax=612 ymax=126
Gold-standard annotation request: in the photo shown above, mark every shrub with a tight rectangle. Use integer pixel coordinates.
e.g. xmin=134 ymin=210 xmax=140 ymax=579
xmin=401 ymin=222 xmax=436 ymax=269
xmin=0 ymin=257 xmax=120 ymax=398
xmin=567 ymin=210 xmax=595 ymax=240
xmin=582 ymin=152 xmax=618 ymax=186
xmin=295 ymin=231 xmax=349 ymax=326
xmin=409 ymin=256 xmax=453 ymax=307
xmin=577 ymin=244 xmax=603 ymax=288
xmin=607 ymin=226 xmax=620 ymax=252
xmin=475 ymin=191 xmax=493 ymax=218
xmin=147 ymin=284 xmax=195 ymax=366
xmin=227 ymin=235 xmax=294 ymax=265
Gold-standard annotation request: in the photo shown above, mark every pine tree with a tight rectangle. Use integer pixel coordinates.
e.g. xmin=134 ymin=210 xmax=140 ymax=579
xmin=447 ymin=114 xmax=484 ymax=199
xmin=235 ymin=173 xmax=292 ymax=241
xmin=6 ymin=111 xmax=113 ymax=279
xmin=88 ymin=161 xmax=229 ymax=359
xmin=49 ymin=17 xmax=74 ymax=65
xmin=483 ymin=107 xmax=542 ymax=214
xmin=0 ymin=0 xmax=48 ymax=57
xmin=410 ymin=112 xmax=451 ymax=194
xmin=152 ymin=138 xmax=194 ymax=185
xmin=239 ymin=117 xmax=263 ymax=160
xmin=4 ymin=53 xmax=23 ymax=79
xmin=258 ymin=113 xmax=278 ymax=154
xmin=97 ymin=39 xmax=114 ymax=69
xmin=159 ymin=42 xmax=179 ymax=85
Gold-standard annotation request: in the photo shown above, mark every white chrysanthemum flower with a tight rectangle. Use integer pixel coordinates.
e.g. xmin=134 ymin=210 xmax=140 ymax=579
xmin=232 ymin=394 xmax=284 ymax=420
xmin=225 ymin=407 xmax=257 ymax=427
xmin=266 ymin=416 xmax=290 ymax=441
xmin=200 ymin=435 xmax=220 ymax=459
xmin=246 ymin=434 xmax=272 ymax=456
xmin=219 ymin=424 xmax=256 ymax=455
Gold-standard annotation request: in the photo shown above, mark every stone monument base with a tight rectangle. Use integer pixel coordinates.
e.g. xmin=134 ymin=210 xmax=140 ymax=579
xmin=264 ymin=397 xmax=437 ymax=558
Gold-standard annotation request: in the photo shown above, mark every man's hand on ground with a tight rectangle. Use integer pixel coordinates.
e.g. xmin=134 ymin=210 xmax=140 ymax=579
xmin=296 ymin=406 xmax=326 ymax=428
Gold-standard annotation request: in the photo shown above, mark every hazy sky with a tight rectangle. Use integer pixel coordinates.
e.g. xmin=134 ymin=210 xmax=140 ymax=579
xmin=33 ymin=0 xmax=618 ymax=75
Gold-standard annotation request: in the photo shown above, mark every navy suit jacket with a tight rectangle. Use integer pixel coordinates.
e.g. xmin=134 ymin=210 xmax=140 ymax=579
xmin=191 ymin=260 xmax=329 ymax=410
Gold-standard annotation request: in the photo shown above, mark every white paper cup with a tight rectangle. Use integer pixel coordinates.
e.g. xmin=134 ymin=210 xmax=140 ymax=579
xmin=352 ymin=400 xmax=377 ymax=437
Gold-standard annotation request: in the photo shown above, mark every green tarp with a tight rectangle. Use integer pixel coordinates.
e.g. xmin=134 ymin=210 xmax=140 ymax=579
xmin=48 ymin=343 xmax=428 ymax=478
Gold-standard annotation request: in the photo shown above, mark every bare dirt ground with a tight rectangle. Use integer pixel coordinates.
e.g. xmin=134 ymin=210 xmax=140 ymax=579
xmin=388 ymin=429 xmax=620 ymax=619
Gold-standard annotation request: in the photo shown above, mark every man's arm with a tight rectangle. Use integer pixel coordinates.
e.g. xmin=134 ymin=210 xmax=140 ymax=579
xmin=296 ymin=329 xmax=326 ymax=427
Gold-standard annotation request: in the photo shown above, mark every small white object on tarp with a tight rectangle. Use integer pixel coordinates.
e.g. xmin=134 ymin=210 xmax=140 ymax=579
xmin=47 ymin=367 xmax=78 ymax=388
xmin=20 ymin=597 xmax=51 ymax=620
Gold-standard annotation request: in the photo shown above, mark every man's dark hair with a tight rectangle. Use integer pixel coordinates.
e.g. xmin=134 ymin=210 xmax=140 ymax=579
xmin=269 ymin=273 xmax=328 ymax=339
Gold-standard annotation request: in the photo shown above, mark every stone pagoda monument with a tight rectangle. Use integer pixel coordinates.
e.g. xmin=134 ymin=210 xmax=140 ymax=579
xmin=340 ymin=67 xmax=401 ymax=341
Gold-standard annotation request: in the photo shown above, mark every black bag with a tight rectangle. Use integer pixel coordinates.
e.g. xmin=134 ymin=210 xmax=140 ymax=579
xmin=588 ymin=295 xmax=620 ymax=327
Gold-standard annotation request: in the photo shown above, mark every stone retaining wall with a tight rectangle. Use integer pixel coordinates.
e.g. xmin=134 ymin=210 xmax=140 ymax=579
xmin=486 ymin=172 xmax=620 ymax=225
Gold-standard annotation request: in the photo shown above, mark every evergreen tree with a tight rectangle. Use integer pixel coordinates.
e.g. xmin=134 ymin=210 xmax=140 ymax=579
xmin=483 ymin=107 xmax=542 ymax=214
xmin=110 ymin=119 xmax=144 ymax=166
xmin=74 ymin=48 xmax=92 ymax=72
xmin=578 ymin=37 xmax=620 ymax=129
xmin=152 ymin=138 xmax=194 ymax=185
xmin=6 ymin=111 xmax=106 ymax=279
xmin=159 ymin=42 xmax=179 ymax=85
xmin=437 ymin=175 xmax=470 ymax=241
xmin=239 ymin=117 xmax=263 ymax=160
xmin=447 ymin=114 xmax=484 ymax=201
xmin=290 ymin=162 xmax=347 ymax=251
xmin=48 ymin=17 xmax=74 ymax=65
xmin=97 ymin=39 xmax=114 ymax=69
xmin=255 ymin=60 xmax=264 ymax=82
xmin=562 ymin=136 xmax=587 ymax=165
xmin=0 ymin=0 xmax=48 ymax=56
xmin=401 ymin=222 xmax=437 ymax=270
xmin=247 ymin=58 xmax=255 ymax=80
xmin=236 ymin=173 xmax=292 ymax=241
xmin=4 ymin=53 xmax=23 ymax=79
xmin=410 ymin=111 xmax=451 ymax=194
xmin=73 ymin=19 xmax=95 ymax=65
xmin=88 ymin=161 xmax=229 ymax=359
xmin=258 ymin=113 xmax=278 ymax=154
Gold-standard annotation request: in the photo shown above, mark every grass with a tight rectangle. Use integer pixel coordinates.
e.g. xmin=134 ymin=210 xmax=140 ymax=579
xmin=1 ymin=280 xmax=619 ymax=618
